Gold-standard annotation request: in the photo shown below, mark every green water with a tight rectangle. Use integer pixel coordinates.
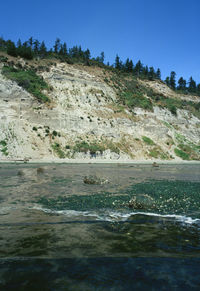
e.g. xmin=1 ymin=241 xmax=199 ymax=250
xmin=0 ymin=163 xmax=200 ymax=290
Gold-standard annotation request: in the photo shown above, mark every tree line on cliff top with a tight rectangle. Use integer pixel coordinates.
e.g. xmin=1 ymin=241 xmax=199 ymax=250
xmin=0 ymin=36 xmax=199 ymax=96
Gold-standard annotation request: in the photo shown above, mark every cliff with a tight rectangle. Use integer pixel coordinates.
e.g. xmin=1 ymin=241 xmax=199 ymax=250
xmin=0 ymin=54 xmax=199 ymax=162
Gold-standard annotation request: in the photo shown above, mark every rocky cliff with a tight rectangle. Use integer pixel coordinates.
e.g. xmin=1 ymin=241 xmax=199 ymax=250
xmin=0 ymin=55 xmax=199 ymax=161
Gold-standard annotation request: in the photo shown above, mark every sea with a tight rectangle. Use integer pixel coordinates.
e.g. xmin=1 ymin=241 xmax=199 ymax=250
xmin=0 ymin=163 xmax=200 ymax=290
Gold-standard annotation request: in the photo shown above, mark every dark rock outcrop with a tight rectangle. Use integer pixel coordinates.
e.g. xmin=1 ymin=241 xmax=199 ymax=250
xmin=129 ymin=194 xmax=156 ymax=209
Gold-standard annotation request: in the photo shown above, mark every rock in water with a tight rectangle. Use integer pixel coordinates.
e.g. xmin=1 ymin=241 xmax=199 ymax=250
xmin=17 ymin=170 xmax=24 ymax=176
xmin=37 ymin=167 xmax=45 ymax=175
xmin=152 ymin=162 xmax=159 ymax=167
xmin=83 ymin=175 xmax=108 ymax=185
xmin=129 ymin=194 xmax=155 ymax=209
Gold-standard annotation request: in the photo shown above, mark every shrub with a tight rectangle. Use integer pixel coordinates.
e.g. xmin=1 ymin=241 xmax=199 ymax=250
xmin=51 ymin=143 xmax=65 ymax=158
xmin=120 ymin=91 xmax=153 ymax=111
xmin=0 ymin=140 xmax=8 ymax=156
xmin=2 ymin=66 xmax=50 ymax=103
xmin=174 ymin=148 xmax=190 ymax=160
xmin=149 ymin=149 xmax=159 ymax=158
xmin=142 ymin=136 xmax=155 ymax=145
xmin=0 ymin=140 xmax=7 ymax=147
xmin=52 ymin=130 xmax=58 ymax=136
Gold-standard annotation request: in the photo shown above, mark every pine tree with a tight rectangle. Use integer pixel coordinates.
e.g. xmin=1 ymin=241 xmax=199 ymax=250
xmin=169 ymin=71 xmax=176 ymax=89
xmin=156 ymin=68 xmax=161 ymax=80
xmin=7 ymin=40 xmax=17 ymax=57
xmin=188 ymin=77 xmax=196 ymax=93
xmin=197 ymin=83 xmax=200 ymax=96
xmin=28 ymin=37 xmax=34 ymax=48
xmin=63 ymin=42 xmax=67 ymax=55
xmin=148 ymin=67 xmax=155 ymax=80
xmin=17 ymin=39 xmax=22 ymax=48
xmin=124 ymin=58 xmax=133 ymax=73
xmin=39 ymin=41 xmax=47 ymax=57
xmin=54 ymin=38 xmax=61 ymax=54
xmin=84 ymin=49 xmax=91 ymax=60
xmin=142 ymin=66 xmax=149 ymax=77
xmin=165 ymin=76 xmax=170 ymax=86
xmin=33 ymin=39 xmax=40 ymax=54
xmin=115 ymin=54 xmax=121 ymax=70
xmin=134 ymin=60 xmax=143 ymax=76
xmin=100 ymin=52 xmax=105 ymax=63
xmin=0 ymin=37 xmax=6 ymax=50
xmin=177 ymin=77 xmax=186 ymax=91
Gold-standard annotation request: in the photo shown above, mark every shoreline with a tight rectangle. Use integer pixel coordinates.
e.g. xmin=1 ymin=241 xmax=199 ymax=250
xmin=0 ymin=158 xmax=200 ymax=165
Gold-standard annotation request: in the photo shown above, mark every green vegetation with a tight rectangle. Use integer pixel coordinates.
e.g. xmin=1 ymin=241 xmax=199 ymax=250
xmin=120 ymin=91 xmax=153 ymax=111
xmin=1 ymin=36 xmax=200 ymax=96
xmin=174 ymin=148 xmax=190 ymax=160
xmin=149 ymin=149 xmax=159 ymax=158
xmin=52 ymin=130 xmax=58 ymax=136
xmin=35 ymin=179 xmax=200 ymax=216
xmin=51 ymin=143 xmax=65 ymax=158
xmin=73 ymin=140 xmax=120 ymax=155
xmin=1 ymin=36 xmax=200 ymax=116
xmin=0 ymin=140 xmax=7 ymax=147
xmin=115 ymin=73 xmax=200 ymax=116
xmin=2 ymin=66 xmax=50 ymax=103
xmin=0 ymin=140 xmax=8 ymax=156
xmin=173 ymin=133 xmax=200 ymax=160
xmin=73 ymin=141 xmax=105 ymax=155
xmin=142 ymin=136 xmax=155 ymax=145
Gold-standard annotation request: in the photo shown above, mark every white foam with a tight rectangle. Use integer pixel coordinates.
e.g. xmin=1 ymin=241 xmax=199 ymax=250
xmin=32 ymin=206 xmax=200 ymax=226
xmin=0 ymin=206 xmax=16 ymax=214
xmin=32 ymin=206 xmax=102 ymax=220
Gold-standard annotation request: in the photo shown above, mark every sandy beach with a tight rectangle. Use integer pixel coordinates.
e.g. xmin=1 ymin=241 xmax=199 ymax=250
xmin=0 ymin=158 xmax=200 ymax=164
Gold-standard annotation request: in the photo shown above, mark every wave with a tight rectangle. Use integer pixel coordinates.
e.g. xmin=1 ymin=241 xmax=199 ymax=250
xmin=0 ymin=206 xmax=16 ymax=215
xmin=32 ymin=206 xmax=200 ymax=226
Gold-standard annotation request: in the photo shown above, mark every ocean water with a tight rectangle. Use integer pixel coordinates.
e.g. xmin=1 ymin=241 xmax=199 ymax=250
xmin=0 ymin=163 xmax=200 ymax=290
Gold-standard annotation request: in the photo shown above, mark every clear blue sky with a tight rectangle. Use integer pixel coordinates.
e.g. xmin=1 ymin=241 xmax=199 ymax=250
xmin=1 ymin=0 xmax=200 ymax=83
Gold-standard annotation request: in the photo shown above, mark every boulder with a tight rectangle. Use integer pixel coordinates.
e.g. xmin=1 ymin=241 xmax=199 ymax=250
xmin=129 ymin=194 xmax=155 ymax=209
xmin=152 ymin=162 xmax=159 ymax=167
xmin=83 ymin=175 xmax=108 ymax=185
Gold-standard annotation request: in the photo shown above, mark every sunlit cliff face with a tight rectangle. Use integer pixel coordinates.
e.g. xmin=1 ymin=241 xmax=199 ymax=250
xmin=0 ymin=60 xmax=199 ymax=161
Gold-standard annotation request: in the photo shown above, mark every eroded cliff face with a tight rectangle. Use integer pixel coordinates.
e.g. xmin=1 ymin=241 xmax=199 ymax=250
xmin=0 ymin=59 xmax=199 ymax=161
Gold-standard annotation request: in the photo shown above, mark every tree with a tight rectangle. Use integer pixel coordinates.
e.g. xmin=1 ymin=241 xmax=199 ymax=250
xmin=7 ymin=40 xmax=17 ymax=57
xmin=197 ymin=83 xmax=200 ymax=96
xmin=33 ymin=39 xmax=40 ymax=54
xmin=100 ymin=52 xmax=105 ymax=63
xmin=148 ymin=67 xmax=155 ymax=80
xmin=188 ymin=76 xmax=196 ymax=93
xmin=177 ymin=77 xmax=186 ymax=91
xmin=63 ymin=42 xmax=67 ymax=55
xmin=134 ymin=60 xmax=143 ymax=76
xmin=169 ymin=71 xmax=176 ymax=89
xmin=84 ymin=49 xmax=91 ymax=60
xmin=124 ymin=58 xmax=133 ymax=73
xmin=142 ymin=66 xmax=149 ymax=77
xmin=115 ymin=54 xmax=122 ymax=70
xmin=28 ymin=37 xmax=34 ymax=48
xmin=0 ymin=37 xmax=6 ymax=50
xmin=17 ymin=39 xmax=22 ymax=48
xmin=39 ymin=41 xmax=47 ymax=57
xmin=69 ymin=46 xmax=79 ymax=58
xmin=54 ymin=38 xmax=61 ymax=54
xmin=165 ymin=76 xmax=170 ymax=86
xmin=19 ymin=46 xmax=33 ymax=59
xmin=156 ymin=68 xmax=161 ymax=80
xmin=59 ymin=44 xmax=64 ymax=55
